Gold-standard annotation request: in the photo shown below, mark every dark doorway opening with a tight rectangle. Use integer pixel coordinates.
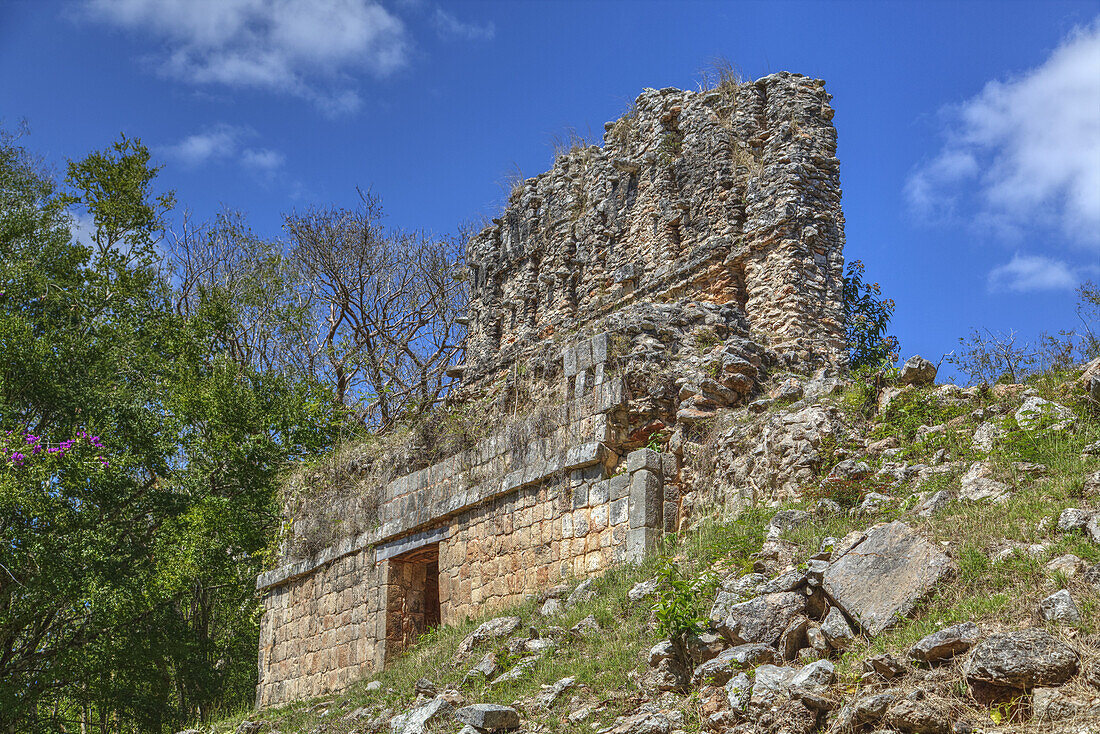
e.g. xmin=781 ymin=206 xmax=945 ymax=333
xmin=385 ymin=543 xmax=441 ymax=659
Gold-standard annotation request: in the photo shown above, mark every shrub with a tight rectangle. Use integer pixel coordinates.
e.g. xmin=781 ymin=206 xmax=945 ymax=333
xmin=873 ymin=389 xmax=970 ymax=441
xmin=843 ymin=259 xmax=898 ymax=371
xmin=652 ymin=557 xmax=717 ymax=638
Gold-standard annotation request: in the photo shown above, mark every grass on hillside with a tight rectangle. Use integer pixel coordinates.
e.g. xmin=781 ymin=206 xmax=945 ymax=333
xmin=211 ymin=365 xmax=1100 ymax=733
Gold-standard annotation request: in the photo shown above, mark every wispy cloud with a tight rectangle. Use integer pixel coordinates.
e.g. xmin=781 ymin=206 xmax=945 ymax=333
xmin=160 ymin=124 xmax=286 ymax=177
xmin=240 ymin=147 xmax=286 ymax=173
xmin=988 ymin=254 xmax=1080 ymax=293
xmin=81 ymin=0 xmax=409 ymax=114
xmin=906 ymin=17 xmax=1100 ymax=247
xmin=431 ymin=6 xmax=494 ymax=41
xmin=161 ymin=124 xmax=243 ymax=167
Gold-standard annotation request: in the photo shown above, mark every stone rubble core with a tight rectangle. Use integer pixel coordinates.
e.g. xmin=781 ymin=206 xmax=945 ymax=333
xmin=255 ymin=71 xmax=848 ymax=709
xmin=461 ymin=71 xmax=846 ymax=391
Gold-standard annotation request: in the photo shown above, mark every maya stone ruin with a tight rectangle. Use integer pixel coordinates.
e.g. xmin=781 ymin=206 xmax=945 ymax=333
xmin=255 ymin=71 xmax=848 ymax=708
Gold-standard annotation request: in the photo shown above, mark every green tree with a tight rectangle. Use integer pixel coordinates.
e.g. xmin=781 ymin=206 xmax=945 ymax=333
xmin=843 ymin=259 xmax=899 ymax=371
xmin=1 ymin=131 xmax=348 ymax=732
xmin=0 ymin=130 xmax=178 ymax=731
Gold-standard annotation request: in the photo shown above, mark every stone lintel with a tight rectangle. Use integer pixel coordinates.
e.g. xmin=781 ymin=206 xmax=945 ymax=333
xmin=374 ymin=526 xmax=449 ymax=563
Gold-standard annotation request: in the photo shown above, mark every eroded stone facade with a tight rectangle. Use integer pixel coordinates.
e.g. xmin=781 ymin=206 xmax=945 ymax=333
xmin=256 ymin=71 xmax=847 ymax=708
xmin=462 ymin=71 xmax=846 ymax=392
xmin=257 ymin=363 xmax=672 ymax=707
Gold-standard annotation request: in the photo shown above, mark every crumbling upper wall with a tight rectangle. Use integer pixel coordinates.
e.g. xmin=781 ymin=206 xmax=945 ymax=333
xmin=460 ymin=72 xmax=846 ymax=392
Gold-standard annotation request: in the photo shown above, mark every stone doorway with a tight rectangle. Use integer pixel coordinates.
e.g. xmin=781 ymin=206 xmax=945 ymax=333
xmin=384 ymin=543 xmax=441 ymax=660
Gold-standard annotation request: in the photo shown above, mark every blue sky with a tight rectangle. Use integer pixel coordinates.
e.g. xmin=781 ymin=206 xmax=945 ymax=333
xmin=2 ymin=0 xmax=1099 ymax=375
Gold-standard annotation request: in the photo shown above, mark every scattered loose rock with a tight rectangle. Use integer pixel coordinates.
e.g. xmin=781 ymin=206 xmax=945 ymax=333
xmin=789 ymin=659 xmax=834 ymax=690
xmin=959 ymin=462 xmax=1010 ymax=502
xmin=454 ymin=704 xmax=520 ymax=731
xmin=539 ymin=598 xmax=564 ymax=617
xmin=1032 ymin=686 xmax=1100 ymax=723
xmin=596 ymin=712 xmax=671 ymax=734
xmin=1015 ymin=395 xmax=1075 ymax=430
xmin=965 ymin=628 xmax=1078 ymax=700
xmin=820 ymin=607 xmax=856 ymax=649
xmin=885 ymin=694 xmax=951 ymax=734
xmin=726 ymin=672 xmax=752 ymax=712
xmin=628 ymin=578 xmax=660 ymax=601
xmin=865 ymin=653 xmax=907 ymax=680
xmin=751 ymin=664 xmax=799 ymax=700
xmin=909 ymin=621 xmax=980 ymax=664
xmin=535 ymin=676 xmax=575 ymax=710
xmin=570 ymin=614 xmax=601 ymax=636
xmin=1038 ymin=589 xmax=1081 ymax=624
xmin=971 ymin=421 xmax=1001 ymax=452
xmin=1046 ymin=553 xmax=1087 ymax=577
xmin=389 ymin=698 xmax=454 ymax=734
xmin=1058 ymin=507 xmax=1093 ymax=532
xmin=712 ymin=591 xmax=806 ymax=646
xmin=457 ymin=617 xmax=522 ymax=656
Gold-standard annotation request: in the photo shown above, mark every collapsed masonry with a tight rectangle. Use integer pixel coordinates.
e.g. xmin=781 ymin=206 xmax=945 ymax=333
xmin=255 ymin=71 xmax=847 ymax=708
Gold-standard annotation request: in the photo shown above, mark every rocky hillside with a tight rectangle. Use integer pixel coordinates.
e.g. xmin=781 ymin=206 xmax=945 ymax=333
xmin=206 ymin=358 xmax=1100 ymax=734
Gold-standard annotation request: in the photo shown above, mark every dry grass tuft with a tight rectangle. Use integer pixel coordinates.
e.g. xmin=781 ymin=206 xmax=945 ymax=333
xmin=549 ymin=127 xmax=596 ymax=164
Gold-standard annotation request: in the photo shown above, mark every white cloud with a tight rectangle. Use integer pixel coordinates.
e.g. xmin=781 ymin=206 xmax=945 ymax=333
xmin=988 ymin=254 xmax=1079 ymax=293
xmin=907 ymin=17 xmax=1100 ymax=247
xmin=431 ymin=7 xmax=494 ymax=41
xmin=160 ymin=125 xmax=286 ymax=175
xmin=161 ymin=124 xmax=243 ymax=167
xmin=82 ymin=0 xmax=409 ymax=113
xmin=241 ymin=148 xmax=286 ymax=172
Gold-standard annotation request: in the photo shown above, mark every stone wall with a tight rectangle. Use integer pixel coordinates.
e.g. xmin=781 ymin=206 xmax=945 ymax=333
xmin=460 ymin=71 xmax=846 ymax=395
xmin=256 ymin=340 xmax=673 ymax=707
xmin=257 ymin=71 xmax=848 ymax=709
xmin=256 ymin=548 xmax=386 ymax=707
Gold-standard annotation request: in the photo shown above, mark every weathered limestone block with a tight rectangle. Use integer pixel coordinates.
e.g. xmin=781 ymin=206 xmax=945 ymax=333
xmin=821 ymin=522 xmax=954 ymax=636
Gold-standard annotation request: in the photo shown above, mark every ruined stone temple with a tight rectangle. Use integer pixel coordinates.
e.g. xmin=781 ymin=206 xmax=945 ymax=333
xmin=255 ymin=71 xmax=847 ymax=707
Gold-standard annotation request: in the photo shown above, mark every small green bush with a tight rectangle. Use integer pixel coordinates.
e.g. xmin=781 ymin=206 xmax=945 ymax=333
xmin=651 ymin=557 xmax=717 ymax=638
xmin=873 ymin=389 xmax=970 ymax=441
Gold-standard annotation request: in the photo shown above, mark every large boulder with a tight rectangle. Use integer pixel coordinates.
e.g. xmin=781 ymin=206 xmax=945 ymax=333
xmin=965 ymin=628 xmax=1078 ymax=699
xmin=821 ymin=522 xmax=954 ymax=636
xmin=1079 ymin=357 xmax=1100 ymax=401
xmin=712 ymin=591 xmax=806 ymax=645
xmin=899 ymin=355 xmax=937 ymax=386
